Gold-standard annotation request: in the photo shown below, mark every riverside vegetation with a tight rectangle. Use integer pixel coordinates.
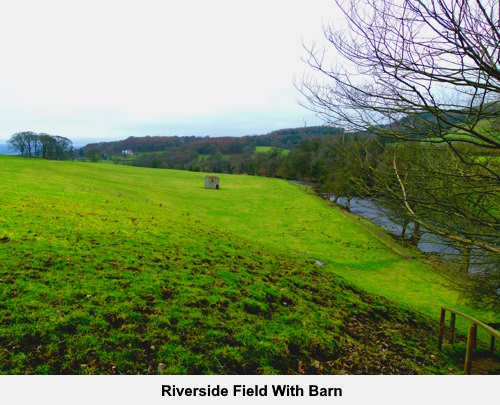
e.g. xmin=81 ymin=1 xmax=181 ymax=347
xmin=0 ymin=155 xmax=497 ymax=374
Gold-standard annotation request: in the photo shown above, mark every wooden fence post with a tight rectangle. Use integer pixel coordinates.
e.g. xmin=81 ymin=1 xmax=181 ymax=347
xmin=438 ymin=308 xmax=446 ymax=350
xmin=464 ymin=324 xmax=477 ymax=375
xmin=449 ymin=313 xmax=456 ymax=344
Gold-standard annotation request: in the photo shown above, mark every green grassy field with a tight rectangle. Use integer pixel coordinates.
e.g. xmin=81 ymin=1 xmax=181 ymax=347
xmin=255 ymin=146 xmax=290 ymax=155
xmin=429 ymin=119 xmax=500 ymax=146
xmin=0 ymin=156 xmax=497 ymax=374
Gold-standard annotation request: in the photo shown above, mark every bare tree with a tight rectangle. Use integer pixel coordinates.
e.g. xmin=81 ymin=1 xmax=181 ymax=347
xmin=39 ymin=133 xmax=56 ymax=159
xmin=24 ymin=131 xmax=38 ymax=158
xmin=7 ymin=132 xmax=74 ymax=160
xmin=53 ymin=136 xmax=73 ymax=160
xmin=7 ymin=132 xmax=27 ymax=156
xmin=298 ymin=0 xmax=500 ymax=311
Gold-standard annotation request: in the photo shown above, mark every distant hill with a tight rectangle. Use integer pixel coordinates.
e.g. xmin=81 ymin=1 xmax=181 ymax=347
xmin=82 ymin=126 xmax=345 ymax=155
xmin=80 ymin=125 xmax=347 ymax=177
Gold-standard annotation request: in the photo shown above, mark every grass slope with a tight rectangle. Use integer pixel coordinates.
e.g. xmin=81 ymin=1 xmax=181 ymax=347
xmin=0 ymin=156 xmax=496 ymax=374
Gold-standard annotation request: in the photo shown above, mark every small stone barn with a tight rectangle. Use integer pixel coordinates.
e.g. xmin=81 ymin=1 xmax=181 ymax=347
xmin=205 ymin=175 xmax=220 ymax=190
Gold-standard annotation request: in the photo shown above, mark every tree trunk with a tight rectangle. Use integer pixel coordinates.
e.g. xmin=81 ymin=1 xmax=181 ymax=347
xmin=346 ymin=196 xmax=351 ymax=212
xmin=401 ymin=218 xmax=408 ymax=237
xmin=333 ymin=195 xmax=339 ymax=204
xmin=410 ymin=221 xmax=420 ymax=247
xmin=460 ymin=242 xmax=472 ymax=276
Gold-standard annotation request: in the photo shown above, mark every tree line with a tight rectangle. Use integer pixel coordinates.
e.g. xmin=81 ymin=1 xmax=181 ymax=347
xmin=82 ymin=126 xmax=345 ymax=176
xmin=128 ymin=137 xmax=335 ymax=177
xmin=7 ymin=131 xmax=74 ymax=160
xmin=83 ymin=126 xmax=343 ymax=157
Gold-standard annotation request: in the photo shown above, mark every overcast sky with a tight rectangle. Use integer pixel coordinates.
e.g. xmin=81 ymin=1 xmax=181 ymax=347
xmin=0 ymin=0 xmax=338 ymax=144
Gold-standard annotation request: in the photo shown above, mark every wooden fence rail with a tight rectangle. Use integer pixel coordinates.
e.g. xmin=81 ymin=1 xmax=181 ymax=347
xmin=438 ymin=307 xmax=500 ymax=374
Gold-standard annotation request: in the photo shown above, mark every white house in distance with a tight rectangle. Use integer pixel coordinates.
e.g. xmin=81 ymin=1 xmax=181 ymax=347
xmin=122 ymin=149 xmax=133 ymax=157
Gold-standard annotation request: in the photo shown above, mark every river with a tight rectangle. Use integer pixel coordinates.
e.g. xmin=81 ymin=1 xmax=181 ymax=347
xmin=333 ymin=196 xmax=458 ymax=255
xmin=289 ymin=180 xmax=457 ymax=256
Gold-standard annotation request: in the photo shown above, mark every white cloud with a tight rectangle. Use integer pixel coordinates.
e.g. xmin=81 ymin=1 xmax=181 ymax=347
xmin=0 ymin=0 xmax=333 ymax=143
